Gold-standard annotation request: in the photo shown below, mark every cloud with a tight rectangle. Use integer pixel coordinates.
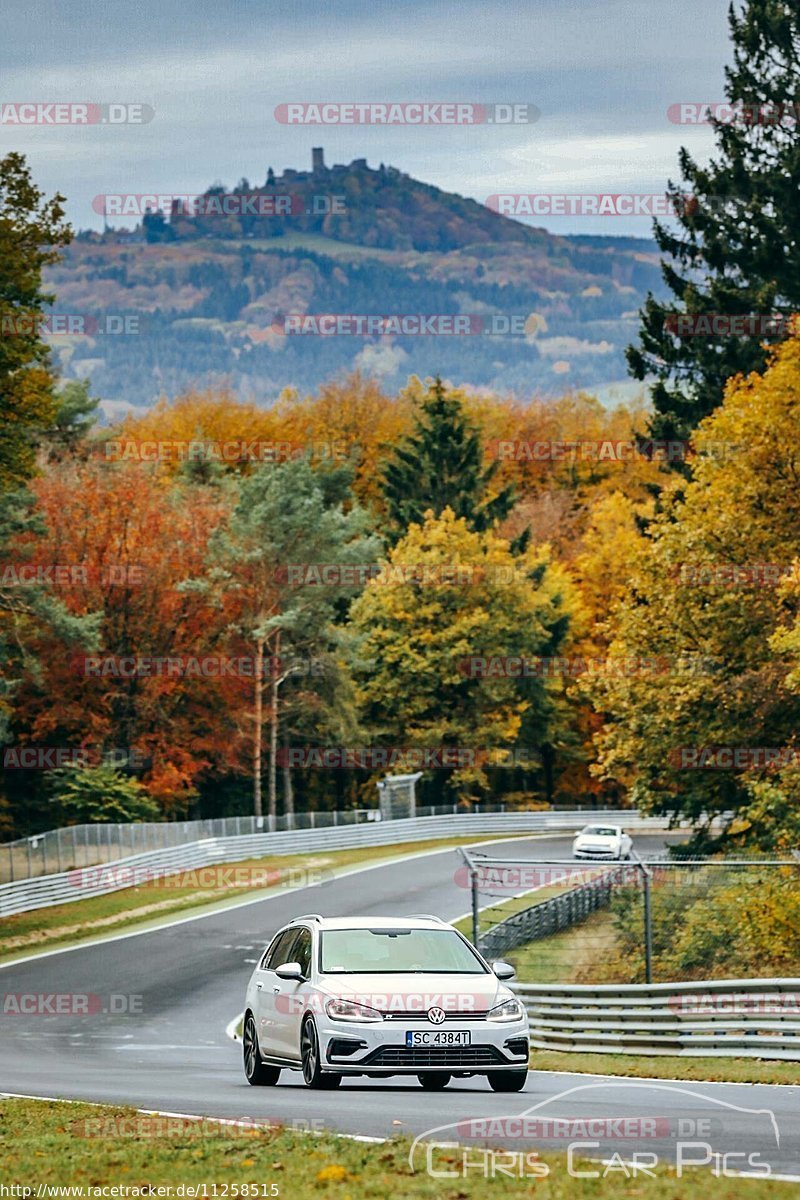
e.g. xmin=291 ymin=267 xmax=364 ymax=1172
xmin=1 ymin=0 xmax=732 ymax=237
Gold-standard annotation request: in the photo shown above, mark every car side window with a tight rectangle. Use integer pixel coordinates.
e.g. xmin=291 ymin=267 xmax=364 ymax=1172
xmin=292 ymin=928 xmax=312 ymax=978
xmin=259 ymin=934 xmax=281 ymax=970
xmin=263 ymin=929 xmax=297 ymax=970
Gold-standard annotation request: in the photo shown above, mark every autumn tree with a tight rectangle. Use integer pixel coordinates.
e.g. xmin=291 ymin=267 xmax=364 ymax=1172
xmin=273 ymin=372 xmax=412 ymax=510
xmin=108 ymin=389 xmax=283 ymax=477
xmin=349 ymin=507 xmax=577 ymax=803
xmin=586 ymin=336 xmax=800 ymax=835
xmin=5 ymin=460 xmax=230 ymax=828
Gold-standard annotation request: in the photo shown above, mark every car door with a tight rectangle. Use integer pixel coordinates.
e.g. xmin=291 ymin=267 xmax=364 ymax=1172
xmin=253 ymin=928 xmax=298 ymax=1059
xmin=270 ymin=925 xmax=313 ymax=1061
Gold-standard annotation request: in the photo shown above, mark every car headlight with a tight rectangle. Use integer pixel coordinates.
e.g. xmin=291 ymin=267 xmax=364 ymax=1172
xmin=325 ymin=998 xmax=384 ymax=1022
xmin=487 ymin=997 xmax=525 ymax=1022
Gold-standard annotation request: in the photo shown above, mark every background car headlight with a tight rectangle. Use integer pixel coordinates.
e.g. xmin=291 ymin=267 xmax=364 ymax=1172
xmin=325 ymin=998 xmax=383 ymax=1022
xmin=487 ymin=997 xmax=525 ymax=1022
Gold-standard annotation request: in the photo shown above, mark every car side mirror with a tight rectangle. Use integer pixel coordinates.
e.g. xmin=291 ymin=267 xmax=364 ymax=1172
xmin=275 ymin=961 xmax=304 ymax=981
xmin=492 ymin=960 xmax=515 ymax=981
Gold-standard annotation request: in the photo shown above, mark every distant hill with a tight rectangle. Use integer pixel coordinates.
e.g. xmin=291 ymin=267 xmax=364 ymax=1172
xmin=45 ymin=151 xmax=666 ymax=407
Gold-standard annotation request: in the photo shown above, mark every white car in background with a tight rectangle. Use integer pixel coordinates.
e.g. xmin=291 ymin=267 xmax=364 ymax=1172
xmin=572 ymin=823 xmax=633 ymax=860
xmin=243 ymin=914 xmax=529 ymax=1092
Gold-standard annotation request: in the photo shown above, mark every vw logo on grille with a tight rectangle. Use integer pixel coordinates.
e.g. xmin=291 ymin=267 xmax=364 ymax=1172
xmin=427 ymin=1007 xmax=446 ymax=1025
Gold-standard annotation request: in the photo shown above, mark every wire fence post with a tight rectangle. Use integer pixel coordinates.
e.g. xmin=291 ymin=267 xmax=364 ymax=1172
xmin=640 ymin=858 xmax=653 ymax=984
xmin=471 ymin=868 xmax=480 ymax=950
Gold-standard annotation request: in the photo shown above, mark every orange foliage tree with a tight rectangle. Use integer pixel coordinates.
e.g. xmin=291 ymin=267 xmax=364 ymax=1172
xmin=11 ymin=460 xmax=238 ymax=813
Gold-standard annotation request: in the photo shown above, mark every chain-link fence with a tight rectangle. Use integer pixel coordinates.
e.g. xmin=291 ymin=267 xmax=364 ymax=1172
xmin=460 ymin=849 xmax=800 ymax=984
xmin=0 ymin=808 xmax=384 ymax=882
xmin=0 ymin=801 xmax=568 ymax=883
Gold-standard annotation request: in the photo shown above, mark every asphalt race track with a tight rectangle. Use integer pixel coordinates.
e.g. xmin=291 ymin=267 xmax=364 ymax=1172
xmin=1 ymin=833 xmax=798 ymax=1177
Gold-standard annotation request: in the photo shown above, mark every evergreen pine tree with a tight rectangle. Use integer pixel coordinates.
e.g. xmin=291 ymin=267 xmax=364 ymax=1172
xmin=380 ymin=378 xmax=520 ymax=544
xmin=628 ymin=0 xmax=800 ymax=443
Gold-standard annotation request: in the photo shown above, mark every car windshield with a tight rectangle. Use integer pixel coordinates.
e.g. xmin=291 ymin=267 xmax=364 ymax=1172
xmin=320 ymin=927 xmax=488 ymax=974
xmin=582 ymin=826 xmax=618 ymax=837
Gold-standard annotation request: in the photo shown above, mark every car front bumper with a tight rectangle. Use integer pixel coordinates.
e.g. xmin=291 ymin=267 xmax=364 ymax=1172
xmin=319 ymin=1017 xmax=530 ymax=1074
xmin=573 ymin=847 xmax=622 ymax=858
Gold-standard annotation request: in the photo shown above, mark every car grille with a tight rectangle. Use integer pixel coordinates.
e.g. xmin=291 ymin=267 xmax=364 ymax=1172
xmin=361 ymin=1044 xmax=505 ymax=1068
xmin=381 ymin=1011 xmax=489 ymax=1021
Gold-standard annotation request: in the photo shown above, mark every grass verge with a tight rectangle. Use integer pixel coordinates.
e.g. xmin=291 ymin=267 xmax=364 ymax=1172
xmin=0 ymin=833 xmax=536 ymax=964
xmin=530 ymin=1049 xmax=800 ymax=1086
xmin=0 ymin=1098 xmax=787 ymax=1197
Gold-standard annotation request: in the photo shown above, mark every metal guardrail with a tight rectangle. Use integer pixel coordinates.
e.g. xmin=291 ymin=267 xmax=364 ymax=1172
xmin=0 ymin=808 xmax=386 ymax=882
xmin=513 ymin=978 xmax=800 ymax=1060
xmin=479 ymin=866 xmax=625 ymax=958
xmin=0 ymin=809 xmax=666 ymax=918
xmin=0 ymin=803 xmax=606 ymax=883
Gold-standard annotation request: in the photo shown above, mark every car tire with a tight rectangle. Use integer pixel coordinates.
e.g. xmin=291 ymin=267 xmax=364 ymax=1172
xmin=301 ymin=1016 xmax=341 ymax=1089
xmin=243 ymin=1012 xmax=281 ymax=1086
xmin=487 ymin=1070 xmax=528 ymax=1092
xmin=418 ymin=1073 xmax=451 ymax=1090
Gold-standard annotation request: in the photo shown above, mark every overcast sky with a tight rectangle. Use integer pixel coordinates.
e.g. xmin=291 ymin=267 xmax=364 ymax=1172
xmin=1 ymin=0 xmax=734 ymax=236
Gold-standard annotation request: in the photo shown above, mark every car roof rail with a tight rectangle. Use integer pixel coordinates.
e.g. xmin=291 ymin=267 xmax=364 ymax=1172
xmin=288 ymin=913 xmax=323 ymax=923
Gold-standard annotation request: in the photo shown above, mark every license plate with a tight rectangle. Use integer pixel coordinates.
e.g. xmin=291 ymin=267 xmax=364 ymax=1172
xmin=405 ymin=1030 xmax=471 ymax=1047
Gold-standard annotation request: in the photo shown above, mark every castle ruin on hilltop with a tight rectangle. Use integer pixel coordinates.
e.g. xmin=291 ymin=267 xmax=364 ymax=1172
xmin=269 ymin=148 xmax=379 ymax=185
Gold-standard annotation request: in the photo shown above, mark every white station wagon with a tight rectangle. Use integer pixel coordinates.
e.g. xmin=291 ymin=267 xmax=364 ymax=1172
xmin=572 ymin=823 xmax=633 ymax=860
xmin=243 ymin=914 xmax=529 ymax=1091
